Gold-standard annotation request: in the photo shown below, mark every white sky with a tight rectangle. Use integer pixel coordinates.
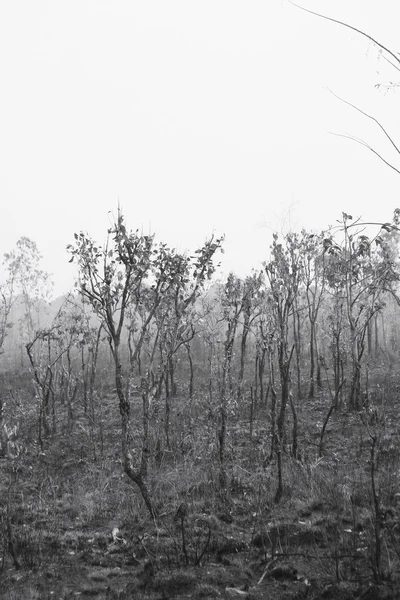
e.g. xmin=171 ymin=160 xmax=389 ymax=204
xmin=0 ymin=1 xmax=399 ymax=297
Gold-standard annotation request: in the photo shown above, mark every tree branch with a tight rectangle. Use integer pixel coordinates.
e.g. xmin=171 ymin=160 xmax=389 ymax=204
xmin=288 ymin=1 xmax=400 ymax=67
xmin=328 ymin=89 xmax=400 ymax=157
xmin=328 ymin=130 xmax=400 ymax=176
xmin=378 ymin=53 xmax=400 ymax=75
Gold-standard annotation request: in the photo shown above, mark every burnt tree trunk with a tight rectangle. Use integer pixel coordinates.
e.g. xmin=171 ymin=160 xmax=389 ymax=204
xmin=113 ymin=341 xmax=156 ymax=519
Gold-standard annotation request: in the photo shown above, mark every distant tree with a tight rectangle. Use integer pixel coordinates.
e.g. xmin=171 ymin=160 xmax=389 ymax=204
xmin=4 ymin=237 xmax=52 ymax=343
xmin=254 ymin=290 xmax=277 ymax=456
xmin=155 ymin=303 xmax=197 ymax=449
xmin=325 ymin=268 xmax=347 ymax=409
xmin=236 ymin=272 xmax=264 ymax=400
xmin=324 ymin=213 xmax=399 ymax=409
xmin=300 ymin=230 xmax=327 ymax=397
xmin=265 ymin=232 xmax=302 ymax=500
xmin=217 ymin=273 xmax=255 ymax=491
xmin=201 ymin=293 xmax=223 ymax=423
xmin=0 ymin=248 xmax=19 ymax=432
xmin=0 ymin=238 xmax=52 ymax=444
xmin=25 ymin=297 xmax=78 ymax=449
xmin=26 ymin=326 xmax=61 ymax=450
xmin=0 ymin=253 xmax=18 ymax=357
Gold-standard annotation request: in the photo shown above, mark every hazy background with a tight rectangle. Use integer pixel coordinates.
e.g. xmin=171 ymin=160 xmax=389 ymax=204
xmin=0 ymin=0 xmax=399 ymax=297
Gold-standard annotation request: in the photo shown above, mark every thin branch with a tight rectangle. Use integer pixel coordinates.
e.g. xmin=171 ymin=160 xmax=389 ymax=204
xmin=328 ymin=89 xmax=400 ymax=157
xmin=328 ymin=131 xmax=400 ymax=176
xmin=288 ymin=1 xmax=400 ymax=67
xmin=379 ymin=53 xmax=400 ymax=75
xmin=334 ymin=220 xmax=399 ymax=232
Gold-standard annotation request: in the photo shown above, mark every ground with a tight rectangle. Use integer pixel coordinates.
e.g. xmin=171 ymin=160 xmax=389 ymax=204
xmin=2 ymin=382 xmax=400 ymax=599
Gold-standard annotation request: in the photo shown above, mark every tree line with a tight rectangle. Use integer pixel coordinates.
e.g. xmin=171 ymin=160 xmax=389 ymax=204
xmin=1 ymin=208 xmax=399 ymax=513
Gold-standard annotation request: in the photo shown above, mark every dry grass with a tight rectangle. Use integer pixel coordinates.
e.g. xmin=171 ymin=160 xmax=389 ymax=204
xmin=1 ymin=385 xmax=400 ymax=599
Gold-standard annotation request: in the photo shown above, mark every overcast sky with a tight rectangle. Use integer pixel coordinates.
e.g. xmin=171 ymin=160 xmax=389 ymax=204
xmin=0 ymin=1 xmax=399 ymax=297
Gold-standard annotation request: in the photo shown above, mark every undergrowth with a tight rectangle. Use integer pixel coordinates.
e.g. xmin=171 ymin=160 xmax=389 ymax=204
xmin=1 ymin=385 xmax=400 ymax=600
